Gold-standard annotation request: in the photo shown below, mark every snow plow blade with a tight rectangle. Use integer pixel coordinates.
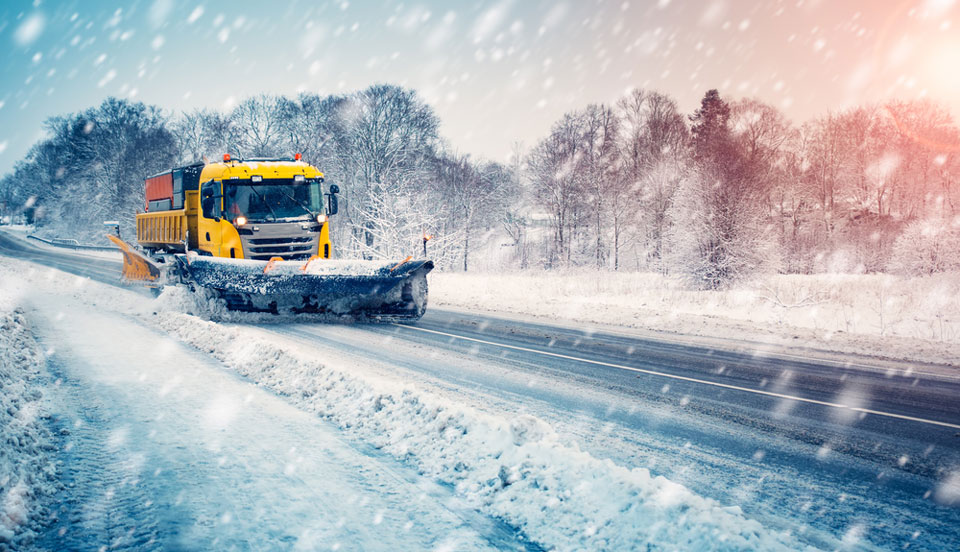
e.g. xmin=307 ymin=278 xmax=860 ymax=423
xmin=179 ymin=256 xmax=433 ymax=320
xmin=106 ymin=234 xmax=161 ymax=285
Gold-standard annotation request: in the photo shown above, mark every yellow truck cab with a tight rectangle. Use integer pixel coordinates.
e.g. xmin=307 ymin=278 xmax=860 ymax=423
xmin=137 ymin=155 xmax=339 ymax=261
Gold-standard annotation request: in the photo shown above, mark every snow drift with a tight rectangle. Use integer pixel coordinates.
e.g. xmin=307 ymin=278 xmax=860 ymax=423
xmin=0 ymin=298 xmax=56 ymax=549
xmin=151 ymin=309 xmax=806 ymax=550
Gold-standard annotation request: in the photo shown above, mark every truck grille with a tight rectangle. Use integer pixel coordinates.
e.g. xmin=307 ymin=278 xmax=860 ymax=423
xmin=239 ymin=223 xmax=319 ymax=261
xmin=248 ymin=237 xmax=312 ymax=245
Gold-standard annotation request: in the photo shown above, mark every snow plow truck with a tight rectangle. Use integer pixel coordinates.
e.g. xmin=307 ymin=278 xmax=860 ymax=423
xmin=107 ymin=155 xmax=433 ymax=321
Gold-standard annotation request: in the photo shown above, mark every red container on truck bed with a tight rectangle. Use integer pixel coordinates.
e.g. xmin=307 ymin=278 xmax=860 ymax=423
xmin=144 ymin=172 xmax=173 ymax=211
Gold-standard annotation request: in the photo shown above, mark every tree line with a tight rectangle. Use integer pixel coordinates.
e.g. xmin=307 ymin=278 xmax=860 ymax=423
xmin=525 ymin=89 xmax=960 ymax=286
xmin=1 ymin=84 xmax=959 ymax=286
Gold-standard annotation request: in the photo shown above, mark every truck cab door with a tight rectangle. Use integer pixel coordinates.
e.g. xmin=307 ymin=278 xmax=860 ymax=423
xmin=198 ymin=180 xmax=222 ymax=256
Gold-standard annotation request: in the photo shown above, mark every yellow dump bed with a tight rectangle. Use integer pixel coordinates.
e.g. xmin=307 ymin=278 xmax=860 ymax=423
xmin=136 ymin=190 xmax=199 ymax=251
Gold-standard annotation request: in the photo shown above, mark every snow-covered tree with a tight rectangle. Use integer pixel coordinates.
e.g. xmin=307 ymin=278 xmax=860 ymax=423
xmin=276 ymin=93 xmax=344 ymax=168
xmin=431 ymin=153 xmax=512 ymax=271
xmin=0 ymin=98 xmax=175 ymax=240
xmin=333 ymin=84 xmax=440 ymax=260
xmin=171 ymin=108 xmax=232 ymax=163
xmin=229 ymin=94 xmax=286 ymax=158
xmin=888 ymin=218 xmax=960 ymax=275
xmin=579 ymin=104 xmax=621 ymax=269
xmin=616 ymin=90 xmax=689 ymax=271
xmin=527 ymin=111 xmax=587 ymax=267
xmin=666 ymin=90 xmax=778 ymax=289
xmin=6 ymin=84 xmax=960 ymax=276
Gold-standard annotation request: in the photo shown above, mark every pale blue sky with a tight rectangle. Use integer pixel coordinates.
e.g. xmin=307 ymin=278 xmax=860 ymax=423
xmin=2 ymin=0 xmax=959 ymax=174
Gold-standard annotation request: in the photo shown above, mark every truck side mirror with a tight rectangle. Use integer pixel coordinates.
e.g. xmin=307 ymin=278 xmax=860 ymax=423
xmin=326 ymin=184 xmax=339 ymax=216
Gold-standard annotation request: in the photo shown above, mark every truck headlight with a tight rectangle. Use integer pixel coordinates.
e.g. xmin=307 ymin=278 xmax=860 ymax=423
xmin=235 ymin=216 xmax=247 ymax=226
xmin=316 ymin=214 xmax=327 ymax=224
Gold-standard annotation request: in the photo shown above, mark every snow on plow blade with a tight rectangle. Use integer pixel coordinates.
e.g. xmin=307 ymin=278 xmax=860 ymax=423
xmin=179 ymin=256 xmax=434 ymax=320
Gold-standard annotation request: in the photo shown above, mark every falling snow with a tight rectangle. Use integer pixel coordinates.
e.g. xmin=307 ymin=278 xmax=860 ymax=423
xmin=1 ymin=1 xmax=960 ymax=550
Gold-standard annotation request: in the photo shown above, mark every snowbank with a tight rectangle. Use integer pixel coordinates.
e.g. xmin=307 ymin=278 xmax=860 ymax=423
xmin=151 ymin=311 xmax=806 ymax=550
xmin=0 ymin=295 xmax=56 ymax=549
xmin=430 ymin=270 xmax=960 ymax=366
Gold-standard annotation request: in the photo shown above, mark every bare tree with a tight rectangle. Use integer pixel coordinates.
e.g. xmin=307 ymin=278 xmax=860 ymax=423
xmin=432 ymin=153 xmax=511 ymax=271
xmin=277 ymin=93 xmax=344 ymax=165
xmin=333 ymin=84 xmax=440 ymax=259
xmin=497 ymin=141 xmax=531 ymax=268
xmin=230 ymin=94 xmax=285 ymax=157
xmin=616 ymin=90 xmax=689 ymax=271
xmin=528 ymin=112 xmax=586 ymax=267
xmin=579 ymin=104 xmax=620 ymax=268
xmin=172 ymin=108 xmax=232 ymax=162
xmin=884 ymin=99 xmax=960 ymax=218
xmin=730 ymin=99 xmax=793 ymax=207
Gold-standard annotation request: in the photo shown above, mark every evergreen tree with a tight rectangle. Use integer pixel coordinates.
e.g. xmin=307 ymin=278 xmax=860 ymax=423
xmin=666 ymin=90 xmax=777 ymax=289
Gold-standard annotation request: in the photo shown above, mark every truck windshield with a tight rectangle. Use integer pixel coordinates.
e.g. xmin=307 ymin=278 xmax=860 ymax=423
xmin=223 ymin=178 xmax=323 ymax=222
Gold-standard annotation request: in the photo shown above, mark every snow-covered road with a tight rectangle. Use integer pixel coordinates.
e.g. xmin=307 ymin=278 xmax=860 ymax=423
xmin=26 ymin=292 xmax=528 ymax=551
xmin=1 ymin=237 xmax=807 ymax=551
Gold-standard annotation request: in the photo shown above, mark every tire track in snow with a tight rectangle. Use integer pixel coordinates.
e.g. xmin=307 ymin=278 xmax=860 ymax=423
xmin=38 ymin=364 xmax=162 ymax=551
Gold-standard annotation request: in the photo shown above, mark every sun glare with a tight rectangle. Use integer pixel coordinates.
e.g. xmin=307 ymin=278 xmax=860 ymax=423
xmin=923 ymin=37 xmax=960 ymax=98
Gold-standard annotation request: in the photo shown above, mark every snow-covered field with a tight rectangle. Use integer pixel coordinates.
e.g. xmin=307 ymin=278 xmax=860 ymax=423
xmin=0 ymin=258 xmax=815 ymax=550
xmin=0 ymin=289 xmax=57 ymax=549
xmin=431 ymin=270 xmax=960 ymax=366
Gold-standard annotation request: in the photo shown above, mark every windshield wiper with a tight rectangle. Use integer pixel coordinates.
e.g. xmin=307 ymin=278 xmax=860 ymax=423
xmin=247 ymin=185 xmax=278 ymax=222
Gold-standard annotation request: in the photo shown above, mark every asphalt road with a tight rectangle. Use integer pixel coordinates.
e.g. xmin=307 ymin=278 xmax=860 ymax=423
xmin=3 ymin=228 xmax=959 ymax=550
xmin=0 ymin=230 xmax=125 ymax=286
xmin=265 ymin=309 xmax=960 ymax=550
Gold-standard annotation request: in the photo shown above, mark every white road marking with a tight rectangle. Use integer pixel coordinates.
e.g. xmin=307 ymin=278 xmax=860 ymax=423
xmin=395 ymin=324 xmax=960 ymax=431
xmin=435 ymin=307 xmax=960 ymax=382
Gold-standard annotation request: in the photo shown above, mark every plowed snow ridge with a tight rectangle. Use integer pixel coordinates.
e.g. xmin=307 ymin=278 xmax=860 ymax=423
xmin=150 ymin=289 xmax=806 ymax=550
xmin=0 ymin=296 xmax=57 ymax=550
